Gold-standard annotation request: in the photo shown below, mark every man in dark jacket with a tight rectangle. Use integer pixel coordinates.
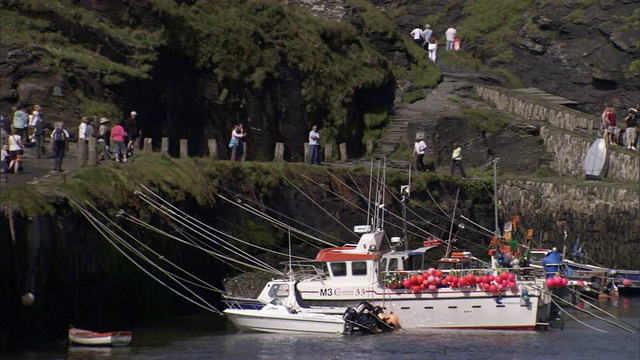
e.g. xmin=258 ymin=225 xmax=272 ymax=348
xmin=124 ymin=111 xmax=141 ymax=154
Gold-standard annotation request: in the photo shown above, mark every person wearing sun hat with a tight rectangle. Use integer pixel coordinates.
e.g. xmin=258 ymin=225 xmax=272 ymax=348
xmin=97 ymin=117 xmax=111 ymax=160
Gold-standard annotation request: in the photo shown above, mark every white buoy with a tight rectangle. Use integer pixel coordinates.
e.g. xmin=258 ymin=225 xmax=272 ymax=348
xmin=21 ymin=293 xmax=35 ymax=307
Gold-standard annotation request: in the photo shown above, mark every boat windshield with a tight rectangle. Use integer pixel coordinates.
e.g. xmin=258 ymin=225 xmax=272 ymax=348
xmin=268 ymin=284 xmax=290 ymax=298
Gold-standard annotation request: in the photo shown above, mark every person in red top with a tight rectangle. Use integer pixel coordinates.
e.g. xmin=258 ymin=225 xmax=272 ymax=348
xmin=111 ymin=121 xmax=128 ymax=162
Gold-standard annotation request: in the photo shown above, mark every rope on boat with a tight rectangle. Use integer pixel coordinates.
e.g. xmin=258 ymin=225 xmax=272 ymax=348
xmin=70 ymin=199 xmax=224 ymax=315
xmin=550 ymin=298 xmax=607 ymax=333
xmin=119 ymin=209 xmax=283 ymax=276
xmin=214 ymin=182 xmax=344 ymax=246
xmin=215 ymin=193 xmax=337 ymax=249
xmin=135 ymin=187 xmax=288 ymax=273
xmin=282 ymin=175 xmax=359 ymax=241
xmin=565 ymin=287 xmax=640 ymax=331
xmin=531 ymin=285 xmax=637 ymax=333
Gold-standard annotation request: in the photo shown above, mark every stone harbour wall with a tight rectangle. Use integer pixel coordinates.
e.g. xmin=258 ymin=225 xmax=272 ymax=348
xmin=540 ymin=127 xmax=639 ymax=182
xmin=498 ymin=180 xmax=639 ymax=268
xmin=475 ymin=86 xmax=639 ymax=182
xmin=475 ymin=86 xmax=599 ymax=134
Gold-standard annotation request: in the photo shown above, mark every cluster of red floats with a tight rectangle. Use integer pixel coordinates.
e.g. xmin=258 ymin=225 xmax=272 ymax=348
xmin=393 ymin=269 xmax=520 ymax=294
xmin=546 ymin=275 xmax=569 ymax=288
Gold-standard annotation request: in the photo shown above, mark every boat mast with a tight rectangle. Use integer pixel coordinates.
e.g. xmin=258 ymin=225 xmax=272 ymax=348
xmin=402 ymin=165 xmax=411 ymax=251
xmin=493 ymin=158 xmax=500 ymax=239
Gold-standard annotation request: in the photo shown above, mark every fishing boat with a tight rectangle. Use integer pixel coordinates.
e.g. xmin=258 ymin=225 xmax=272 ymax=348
xmin=223 ymin=279 xmax=395 ymax=334
xmin=287 ymin=164 xmax=551 ymax=329
xmin=68 ymin=327 xmax=132 ymax=347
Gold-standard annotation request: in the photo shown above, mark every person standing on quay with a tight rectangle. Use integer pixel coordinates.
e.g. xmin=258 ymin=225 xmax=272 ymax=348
xmin=624 ymin=107 xmax=638 ymax=150
xmin=125 ymin=111 xmax=141 ymax=156
xmin=12 ymin=104 xmax=29 ymax=142
xmin=111 ymin=121 xmax=128 ymax=162
xmin=50 ymin=122 xmax=70 ymax=172
xmin=451 ymin=141 xmax=466 ymax=178
xmin=230 ymin=123 xmax=246 ymax=162
xmin=308 ymin=125 xmax=320 ymax=165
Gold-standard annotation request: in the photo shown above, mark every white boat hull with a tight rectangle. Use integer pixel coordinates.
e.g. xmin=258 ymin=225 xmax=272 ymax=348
xmin=224 ymin=306 xmax=346 ymax=334
xmin=68 ymin=330 xmax=132 ymax=346
xmin=298 ymin=284 xmax=547 ymax=330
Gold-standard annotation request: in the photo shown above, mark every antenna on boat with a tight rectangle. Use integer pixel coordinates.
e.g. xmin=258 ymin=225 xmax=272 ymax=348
xmin=493 ymin=158 xmax=500 ymax=239
xmin=446 ymin=188 xmax=460 ymax=258
xmin=288 ymin=228 xmax=293 ymax=281
xmin=401 ymin=164 xmax=411 ymax=251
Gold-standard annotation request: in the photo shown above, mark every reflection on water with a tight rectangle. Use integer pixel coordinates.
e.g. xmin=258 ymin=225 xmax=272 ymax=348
xmin=67 ymin=346 xmax=131 ymax=359
xmin=2 ymin=296 xmax=639 ymax=360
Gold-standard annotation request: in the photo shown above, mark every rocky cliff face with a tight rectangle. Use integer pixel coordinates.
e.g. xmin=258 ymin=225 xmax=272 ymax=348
xmin=378 ymin=0 xmax=639 ymax=113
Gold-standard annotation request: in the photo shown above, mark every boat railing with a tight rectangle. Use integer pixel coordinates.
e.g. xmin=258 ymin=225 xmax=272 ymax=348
xmin=222 ymin=297 xmax=266 ymax=310
xmin=283 ymin=262 xmax=327 ymax=281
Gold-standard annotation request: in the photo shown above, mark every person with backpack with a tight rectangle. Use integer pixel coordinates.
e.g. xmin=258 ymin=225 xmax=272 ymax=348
xmin=50 ymin=122 xmax=70 ymax=172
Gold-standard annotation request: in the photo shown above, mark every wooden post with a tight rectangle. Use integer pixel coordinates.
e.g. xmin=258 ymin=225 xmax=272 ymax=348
xmin=304 ymin=142 xmax=309 ymax=163
xmin=87 ymin=137 xmax=98 ymax=167
xmin=324 ymin=144 xmax=332 ymax=163
xmin=274 ymin=142 xmax=284 ymax=161
xmin=143 ymin=138 xmax=152 ymax=152
xmin=241 ymin=142 xmax=247 ymax=162
xmin=339 ymin=143 xmax=347 ymax=162
xmin=366 ymin=138 xmax=374 ymax=157
xmin=180 ymin=139 xmax=188 ymax=158
xmin=161 ymin=137 xmax=169 ymax=154
xmin=78 ymin=140 xmax=87 ymax=166
xmin=208 ymin=139 xmax=218 ymax=158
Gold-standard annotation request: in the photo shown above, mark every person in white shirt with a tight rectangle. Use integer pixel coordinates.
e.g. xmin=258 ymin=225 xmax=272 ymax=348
xmin=445 ymin=27 xmax=457 ymax=50
xmin=410 ymin=26 xmax=423 ymax=46
xmin=413 ymin=135 xmax=427 ymax=172
xmin=78 ymin=116 xmax=88 ymax=140
xmin=7 ymin=133 xmax=23 ymax=174
xmin=308 ymin=125 xmax=320 ymax=165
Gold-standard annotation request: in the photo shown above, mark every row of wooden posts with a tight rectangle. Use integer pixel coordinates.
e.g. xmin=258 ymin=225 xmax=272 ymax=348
xmin=77 ymin=137 xmax=376 ymax=166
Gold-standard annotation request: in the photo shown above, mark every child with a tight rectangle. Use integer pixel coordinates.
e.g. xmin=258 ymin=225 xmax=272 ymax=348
xmin=0 ymin=145 xmax=8 ymax=174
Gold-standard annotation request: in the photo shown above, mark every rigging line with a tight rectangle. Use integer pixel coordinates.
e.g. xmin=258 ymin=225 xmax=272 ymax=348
xmin=213 ymin=216 xmax=321 ymax=256
xmin=447 ymin=188 xmax=460 ymax=253
xmin=134 ymin=193 xmax=282 ymax=274
xmin=214 ymin=183 xmax=344 ymax=245
xmin=173 ymin=226 xmax=259 ymax=273
xmin=134 ymin=189 xmax=283 ymax=271
xmin=564 ymin=288 xmax=640 ymax=331
xmin=134 ymin=194 xmax=311 ymax=263
xmin=551 ymin=299 xmax=607 ymax=333
xmin=76 ymin=203 xmax=223 ymax=315
xmin=217 ymin=194 xmax=339 ymax=248
xmin=223 ymin=199 xmax=328 ymax=250
xmin=282 ymin=175 xmax=359 ymax=241
xmin=82 ymin=203 xmax=233 ymax=294
xmin=298 ymin=172 xmax=365 ymax=215
xmin=531 ymin=285 xmax=636 ymax=333
xmin=425 ymin=184 xmax=450 ymax=218
xmin=173 ymin=216 xmax=312 ymax=264
xmin=121 ymin=212 xmax=283 ymax=275
xmin=318 ymin=170 xmax=439 ymax=241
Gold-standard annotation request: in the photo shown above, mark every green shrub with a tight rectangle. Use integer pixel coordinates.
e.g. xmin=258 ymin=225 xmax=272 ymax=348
xmin=403 ymin=90 xmax=424 ymax=104
xmin=462 ymin=108 xmax=512 ymax=133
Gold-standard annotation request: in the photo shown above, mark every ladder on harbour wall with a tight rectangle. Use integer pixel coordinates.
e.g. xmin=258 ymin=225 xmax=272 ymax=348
xmin=372 ymin=118 xmax=409 ymax=159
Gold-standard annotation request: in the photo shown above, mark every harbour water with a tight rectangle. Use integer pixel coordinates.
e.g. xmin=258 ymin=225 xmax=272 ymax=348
xmin=3 ymin=296 xmax=639 ymax=360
